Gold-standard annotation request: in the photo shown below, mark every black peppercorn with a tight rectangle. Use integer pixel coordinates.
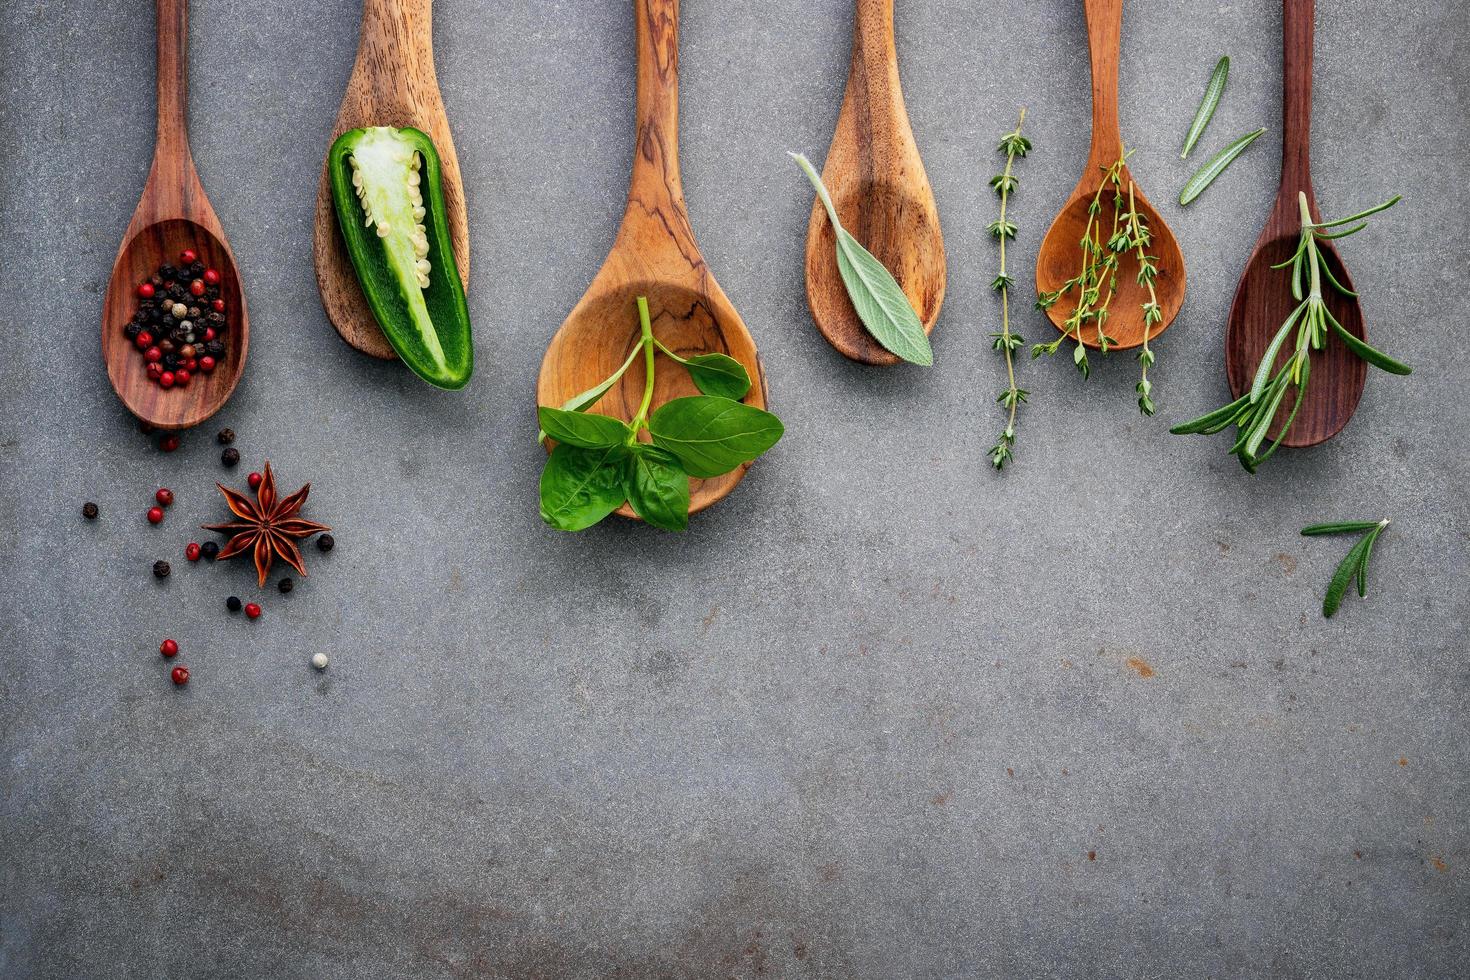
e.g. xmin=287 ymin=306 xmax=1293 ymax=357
xmin=316 ymin=533 xmax=335 ymax=553
xmin=153 ymin=560 xmax=171 ymax=579
xmin=82 ymin=501 xmax=99 ymax=520
xmin=278 ymin=578 xmax=294 ymax=594
xmin=189 ymin=261 xmax=205 ymax=277
xmin=200 ymin=541 xmax=219 ymax=560
xmin=217 ymin=428 xmax=235 ymax=445
xmin=160 ymin=264 xmax=177 ymax=279
xmin=221 ymin=447 xmax=240 ymax=467
xmin=162 ymin=354 xmax=180 ymax=370
xmin=125 ymin=323 xmax=142 ymax=340
xmin=226 ymin=595 xmax=242 ymax=612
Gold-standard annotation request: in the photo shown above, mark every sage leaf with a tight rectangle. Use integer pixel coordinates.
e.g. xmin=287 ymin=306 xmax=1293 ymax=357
xmin=789 ymin=152 xmax=933 ymax=366
xmin=539 ymin=444 xmax=628 ymax=532
xmin=537 ymin=407 xmax=632 ymax=450
xmin=684 ymin=353 xmax=751 ymax=400
xmin=649 ymin=395 xmax=784 ymax=479
xmin=623 ymin=445 xmax=690 ymax=532
xmin=1180 ymin=127 xmax=1264 ymax=205
xmin=1181 ymin=56 xmax=1229 ymax=159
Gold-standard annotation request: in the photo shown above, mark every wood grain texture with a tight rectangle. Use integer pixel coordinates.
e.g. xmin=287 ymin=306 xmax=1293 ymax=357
xmin=803 ymin=0 xmax=945 ymax=366
xmin=312 ymin=0 xmax=468 ymax=361
xmin=1034 ymin=0 xmax=1185 ymax=350
xmin=1223 ymin=0 xmax=1366 ymax=447
xmin=101 ymin=0 xmax=248 ymax=431
xmin=537 ymin=0 xmax=768 ymax=519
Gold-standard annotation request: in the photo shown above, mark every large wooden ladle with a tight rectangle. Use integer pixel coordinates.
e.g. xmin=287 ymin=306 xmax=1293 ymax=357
xmin=1035 ymin=0 xmax=1185 ymax=350
xmin=1223 ymin=0 xmax=1365 ymax=446
xmin=537 ymin=0 xmax=767 ymax=518
xmin=803 ymin=0 xmax=945 ymax=365
xmin=102 ymin=0 xmax=247 ymax=431
xmin=313 ymin=0 xmax=468 ymax=360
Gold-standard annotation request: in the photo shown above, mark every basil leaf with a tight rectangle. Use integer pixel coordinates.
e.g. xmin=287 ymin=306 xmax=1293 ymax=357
xmin=790 ymin=152 xmax=934 ymax=366
xmin=648 ymin=396 xmax=784 ymax=479
xmin=539 ymin=444 xmax=627 ymax=531
xmin=536 ymin=342 xmax=643 ymax=444
xmin=623 ymin=445 xmax=690 ymax=532
xmin=684 ymin=353 xmax=752 ymax=400
xmin=537 ymin=406 xmax=632 ymax=449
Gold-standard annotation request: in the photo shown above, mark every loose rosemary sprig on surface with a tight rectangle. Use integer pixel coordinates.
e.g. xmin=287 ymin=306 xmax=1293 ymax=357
xmin=1170 ymin=193 xmax=1409 ymax=471
xmin=1301 ymin=519 xmax=1392 ymax=618
xmin=988 ymin=108 xmax=1031 ymax=470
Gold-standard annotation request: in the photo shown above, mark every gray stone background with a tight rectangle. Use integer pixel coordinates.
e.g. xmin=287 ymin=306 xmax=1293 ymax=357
xmin=2 ymin=0 xmax=1466 ymax=977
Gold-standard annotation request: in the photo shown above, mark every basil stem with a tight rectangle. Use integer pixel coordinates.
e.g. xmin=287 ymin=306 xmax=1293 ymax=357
xmin=1179 ymin=127 xmax=1265 ymax=205
xmin=1181 ymin=57 xmax=1229 ymax=159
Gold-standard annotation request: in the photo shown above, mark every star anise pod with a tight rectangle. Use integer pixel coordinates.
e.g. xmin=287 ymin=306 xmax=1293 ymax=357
xmin=204 ymin=460 xmax=331 ymax=587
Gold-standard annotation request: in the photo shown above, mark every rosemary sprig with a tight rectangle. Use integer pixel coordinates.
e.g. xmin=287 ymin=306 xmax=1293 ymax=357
xmin=1301 ymin=518 xmax=1391 ymax=617
xmin=988 ymin=108 xmax=1031 ymax=470
xmin=1170 ymin=193 xmax=1409 ymax=471
xmin=1182 ymin=56 xmax=1229 ymax=159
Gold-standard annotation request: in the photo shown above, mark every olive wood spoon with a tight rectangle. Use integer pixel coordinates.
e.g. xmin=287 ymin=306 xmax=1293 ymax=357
xmin=537 ymin=0 xmax=768 ymax=518
xmin=1223 ymin=0 xmax=1364 ymax=446
xmin=102 ymin=0 xmax=247 ymax=431
xmin=1035 ymin=0 xmax=1185 ymax=350
xmin=313 ymin=0 xmax=468 ymax=360
xmin=803 ymin=0 xmax=945 ymax=365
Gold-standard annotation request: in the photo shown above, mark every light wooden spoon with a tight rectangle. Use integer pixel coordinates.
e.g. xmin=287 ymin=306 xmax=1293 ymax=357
xmin=1224 ymin=0 xmax=1365 ymax=446
xmin=537 ymin=0 xmax=767 ymax=518
xmin=102 ymin=0 xmax=247 ymax=431
xmin=1035 ymin=0 xmax=1185 ymax=350
xmin=313 ymin=0 xmax=467 ymax=360
xmin=803 ymin=0 xmax=945 ymax=365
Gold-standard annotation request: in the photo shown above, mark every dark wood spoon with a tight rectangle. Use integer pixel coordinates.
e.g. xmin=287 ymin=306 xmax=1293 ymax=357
xmin=102 ymin=0 xmax=247 ymax=431
xmin=1035 ymin=0 xmax=1185 ymax=349
xmin=802 ymin=0 xmax=945 ymax=365
xmin=537 ymin=0 xmax=767 ymax=518
xmin=1224 ymin=0 xmax=1365 ymax=446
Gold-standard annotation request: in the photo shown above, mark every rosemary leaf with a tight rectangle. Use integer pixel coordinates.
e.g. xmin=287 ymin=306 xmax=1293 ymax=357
xmin=1324 ymin=534 xmax=1374 ymax=618
xmin=1179 ymin=127 xmax=1265 ymax=205
xmin=1181 ymin=57 xmax=1229 ymax=159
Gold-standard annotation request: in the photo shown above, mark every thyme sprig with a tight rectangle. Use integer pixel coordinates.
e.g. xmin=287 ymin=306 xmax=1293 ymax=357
xmin=1301 ymin=519 xmax=1392 ymax=618
xmin=1170 ymin=193 xmax=1409 ymax=471
xmin=988 ymin=109 xmax=1031 ymax=470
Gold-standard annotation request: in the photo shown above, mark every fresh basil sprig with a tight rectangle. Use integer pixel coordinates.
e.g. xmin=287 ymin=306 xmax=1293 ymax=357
xmin=537 ymin=297 xmax=783 ymax=532
xmin=1170 ymin=193 xmax=1408 ymax=471
xmin=1301 ymin=519 xmax=1392 ymax=617
xmin=1181 ymin=57 xmax=1229 ymax=159
xmin=790 ymin=152 xmax=933 ymax=366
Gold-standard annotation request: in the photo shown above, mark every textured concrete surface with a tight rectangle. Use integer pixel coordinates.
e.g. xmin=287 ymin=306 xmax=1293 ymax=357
xmin=2 ymin=1 xmax=1467 ymax=977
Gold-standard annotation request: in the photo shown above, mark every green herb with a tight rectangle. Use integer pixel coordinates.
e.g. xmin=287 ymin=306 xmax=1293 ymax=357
xmin=988 ymin=108 xmax=1031 ymax=470
xmin=1181 ymin=57 xmax=1230 ymax=160
xmin=1301 ymin=518 xmax=1391 ymax=617
xmin=790 ymin=152 xmax=933 ymax=366
xmin=1179 ymin=127 xmax=1265 ymax=205
xmin=1170 ymin=193 xmax=1408 ymax=471
xmin=1034 ymin=148 xmax=1162 ymax=411
xmin=537 ymin=297 xmax=783 ymax=532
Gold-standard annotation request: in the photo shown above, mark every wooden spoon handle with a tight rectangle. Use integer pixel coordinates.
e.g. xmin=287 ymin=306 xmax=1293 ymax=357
xmin=846 ymin=0 xmax=906 ymax=145
xmin=357 ymin=0 xmax=433 ymax=65
xmin=1083 ymin=0 xmax=1124 ymax=171
xmin=628 ymin=0 xmax=686 ymax=218
xmin=153 ymin=0 xmax=191 ymax=168
xmin=1281 ymin=0 xmax=1314 ymax=190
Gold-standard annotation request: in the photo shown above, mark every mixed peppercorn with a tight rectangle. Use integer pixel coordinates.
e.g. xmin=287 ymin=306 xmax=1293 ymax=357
xmin=125 ymin=249 xmax=228 ymax=389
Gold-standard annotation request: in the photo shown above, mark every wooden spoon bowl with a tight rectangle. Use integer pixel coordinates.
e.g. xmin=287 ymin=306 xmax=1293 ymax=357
xmin=803 ymin=0 xmax=945 ymax=365
xmin=313 ymin=0 xmax=468 ymax=361
xmin=1036 ymin=178 xmax=1185 ymax=349
xmin=103 ymin=219 xmax=247 ymax=429
xmin=1036 ymin=0 xmax=1185 ymax=350
xmin=102 ymin=0 xmax=247 ymax=431
xmin=537 ymin=0 xmax=768 ymax=518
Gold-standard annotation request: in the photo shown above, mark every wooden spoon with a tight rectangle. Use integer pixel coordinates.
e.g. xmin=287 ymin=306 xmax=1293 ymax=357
xmin=102 ymin=0 xmax=247 ymax=431
xmin=1224 ymin=0 xmax=1364 ymax=446
xmin=1035 ymin=0 xmax=1185 ymax=350
xmin=803 ymin=0 xmax=945 ymax=365
xmin=313 ymin=0 xmax=468 ymax=360
xmin=537 ymin=0 xmax=768 ymax=517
